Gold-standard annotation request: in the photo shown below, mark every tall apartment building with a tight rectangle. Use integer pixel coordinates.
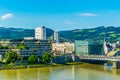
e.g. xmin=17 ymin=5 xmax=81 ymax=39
xmin=35 ymin=26 xmax=46 ymax=40
xmin=54 ymin=32 xmax=59 ymax=43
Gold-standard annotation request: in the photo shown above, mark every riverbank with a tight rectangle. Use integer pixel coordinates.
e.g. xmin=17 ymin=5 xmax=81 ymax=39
xmin=0 ymin=64 xmax=119 ymax=80
xmin=0 ymin=62 xmax=82 ymax=70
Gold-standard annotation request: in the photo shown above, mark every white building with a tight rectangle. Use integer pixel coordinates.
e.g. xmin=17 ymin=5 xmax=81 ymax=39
xmin=24 ymin=37 xmax=35 ymax=40
xmin=104 ymin=41 xmax=108 ymax=55
xmin=54 ymin=32 xmax=59 ymax=43
xmin=35 ymin=26 xmax=46 ymax=40
xmin=52 ymin=42 xmax=74 ymax=54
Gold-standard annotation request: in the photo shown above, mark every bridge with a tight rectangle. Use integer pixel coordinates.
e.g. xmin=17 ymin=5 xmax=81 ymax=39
xmin=75 ymin=55 xmax=120 ymax=69
xmin=79 ymin=55 xmax=120 ymax=61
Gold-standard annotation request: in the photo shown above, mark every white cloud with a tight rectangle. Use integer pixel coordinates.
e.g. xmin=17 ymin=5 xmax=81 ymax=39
xmin=64 ymin=20 xmax=76 ymax=25
xmin=78 ymin=13 xmax=97 ymax=17
xmin=1 ymin=13 xmax=14 ymax=20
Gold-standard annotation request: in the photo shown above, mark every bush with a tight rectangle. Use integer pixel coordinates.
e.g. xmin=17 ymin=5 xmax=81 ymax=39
xmin=42 ymin=52 xmax=51 ymax=64
xmin=5 ymin=51 xmax=17 ymax=64
xmin=28 ymin=55 xmax=38 ymax=64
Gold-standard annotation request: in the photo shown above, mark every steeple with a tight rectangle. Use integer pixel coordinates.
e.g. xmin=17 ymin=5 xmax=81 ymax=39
xmin=104 ymin=37 xmax=108 ymax=56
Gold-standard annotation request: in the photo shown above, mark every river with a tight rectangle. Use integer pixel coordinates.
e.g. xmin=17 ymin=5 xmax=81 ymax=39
xmin=0 ymin=64 xmax=120 ymax=80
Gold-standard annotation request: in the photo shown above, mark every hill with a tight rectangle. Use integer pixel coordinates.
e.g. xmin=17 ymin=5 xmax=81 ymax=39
xmin=0 ymin=26 xmax=120 ymax=41
xmin=59 ymin=26 xmax=120 ymax=41
xmin=0 ymin=27 xmax=54 ymax=39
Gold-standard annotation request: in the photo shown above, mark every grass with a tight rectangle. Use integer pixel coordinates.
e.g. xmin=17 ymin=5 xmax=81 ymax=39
xmin=65 ymin=62 xmax=82 ymax=65
xmin=88 ymin=30 xmax=96 ymax=32
xmin=73 ymin=29 xmax=83 ymax=32
xmin=0 ymin=62 xmax=83 ymax=70
xmin=0 ymin=65 xmax=26 ymax=70
xmin=28 ymin=63 xmax=66 ymax=68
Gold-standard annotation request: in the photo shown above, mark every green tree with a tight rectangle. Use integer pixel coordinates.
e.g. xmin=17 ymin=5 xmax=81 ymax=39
xmin=42 ymin=52 xmax=51 ymax=64
xmin=20 ymin=57 xmax=24 ymax=65
xmin=5 ymin=51 xmax=18 ymax=64
xmin=28 ymin=55 xmax=38 ymax=64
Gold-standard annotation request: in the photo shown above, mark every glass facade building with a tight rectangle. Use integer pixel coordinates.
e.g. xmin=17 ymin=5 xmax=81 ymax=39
xmin=75 ymin=40 xmax=104 ymax=55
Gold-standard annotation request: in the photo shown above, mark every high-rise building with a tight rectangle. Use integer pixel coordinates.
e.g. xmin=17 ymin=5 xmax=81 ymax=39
xmin=35 ymin=26 xmax=46 ymax=40
xmin=54 ymin=32 xmax=59 ymax=43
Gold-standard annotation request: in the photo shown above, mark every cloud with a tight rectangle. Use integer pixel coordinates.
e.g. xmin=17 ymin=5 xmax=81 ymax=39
xmin=64 ymin=20 xmax=76 ymax=25
xmin=78 ymin=13 xmax=97 ymax=17
xmin=1 ymin=13 xmax=14 ymax=20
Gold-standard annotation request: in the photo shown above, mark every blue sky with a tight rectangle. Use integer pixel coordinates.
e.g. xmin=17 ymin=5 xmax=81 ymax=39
xmin=0 ymin=0 xmax=120 ymax=31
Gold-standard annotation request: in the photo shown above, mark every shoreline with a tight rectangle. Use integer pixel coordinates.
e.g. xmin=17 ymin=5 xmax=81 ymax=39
xmin=0 ymin=62 xmax=82 ymax=70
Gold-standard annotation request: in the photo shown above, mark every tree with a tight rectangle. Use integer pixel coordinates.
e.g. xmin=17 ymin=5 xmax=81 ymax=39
xmin=16 ymin=44 xmax=29 ymax=50
xmin=28 ymin=55 xmax=38 ymax=64
xmin=20 ymin=57 xmax=24 ymax=65
xmin=5 ymin=51 xmax=18 ymax=64
xmin=42 ymin=52 xmax=51 ymax=64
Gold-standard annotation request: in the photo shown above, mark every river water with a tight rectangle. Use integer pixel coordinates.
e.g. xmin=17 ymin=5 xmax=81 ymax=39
xmin=0 ymin=64 xmax=120 ymax=80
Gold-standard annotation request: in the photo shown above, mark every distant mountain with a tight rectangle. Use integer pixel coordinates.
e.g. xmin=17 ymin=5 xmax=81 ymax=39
xmin=0 ymin=27 xmax=54 ymax=39
xmin=59 ymin=26 xmax=120 ymax=41
xmin=0 ymin=26 xmax=120 ymax=41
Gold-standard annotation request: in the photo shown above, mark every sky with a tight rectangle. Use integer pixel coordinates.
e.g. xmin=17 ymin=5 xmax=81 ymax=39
xmin=0 ymin=0 xmax=120 ymax=31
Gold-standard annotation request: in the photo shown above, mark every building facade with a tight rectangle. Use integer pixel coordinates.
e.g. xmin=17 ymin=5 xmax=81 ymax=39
xmin=54 ymin=32 xmax=60 ymax=43
xmin=75 ymin=40 xmax=104 ymax=55
xmin=0 ymin=39 xmax=52 ymax=59
xmin=52 ymin=42 xmax=74 ymax=55
xmin=75 ymin=41 xmax=89 ymax=55
xmin=35 ymin=26 xmax=46 ymax=40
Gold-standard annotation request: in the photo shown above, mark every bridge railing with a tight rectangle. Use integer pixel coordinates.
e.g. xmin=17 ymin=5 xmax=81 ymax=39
xmin=78 ymin=55 xmax=120 ymax=61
